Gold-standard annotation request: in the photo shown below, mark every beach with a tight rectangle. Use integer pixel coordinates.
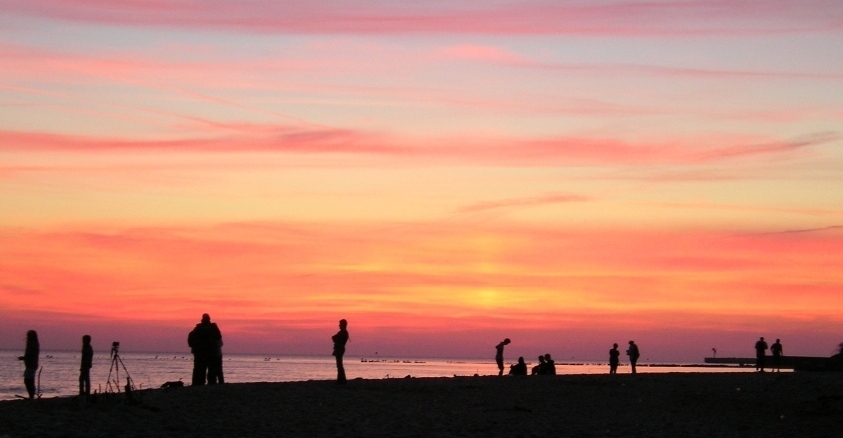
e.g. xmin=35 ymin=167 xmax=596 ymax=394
xmin=1 ymin=372 xmax=841 ymax=437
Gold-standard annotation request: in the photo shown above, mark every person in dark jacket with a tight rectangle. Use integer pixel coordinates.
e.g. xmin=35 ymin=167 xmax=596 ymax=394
xmin=543 ymin=353 xmax=556 ymax=375
xmin=208 ymin=337 xmax=225 ymax=384
xmin=187 ymin=314 xmax=222 ymax=385
xmin=531 ymin=355 xmax=546 ymax=375
xmin=609 ymin=343 xmax=620 ymax=374
xmin=18 ymin=330 xmax=39 ymax=399
xmin=770 ymin=339 xmax=783 ymax=372
xmin=79 ymin=335 xmax=93 ymax=396
xmin=332 ymin=319 xmax=349 ymax=384
xmin=755 ymin=337 xmax=768 ymax=372
xmin=627 ymin=341 xmax=640 ymax=374
xmin=509 ymin=356 xmax=528 ymax=376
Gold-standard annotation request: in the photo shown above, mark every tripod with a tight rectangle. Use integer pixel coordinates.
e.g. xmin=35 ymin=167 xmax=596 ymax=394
xmin=105 ymin=342 xmax=135 ymax=394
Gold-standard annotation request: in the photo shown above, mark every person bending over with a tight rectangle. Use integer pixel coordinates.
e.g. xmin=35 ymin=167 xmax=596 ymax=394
xmin=495 ymin=338 xmax=511 ymax=376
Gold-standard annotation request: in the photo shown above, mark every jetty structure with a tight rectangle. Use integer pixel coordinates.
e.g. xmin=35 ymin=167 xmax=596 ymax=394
xmin=705 ymin=355 xmax=843 ymax=371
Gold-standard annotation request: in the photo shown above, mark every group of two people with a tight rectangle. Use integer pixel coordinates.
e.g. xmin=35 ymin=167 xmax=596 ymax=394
xmin=529 ymin=354 xmax=557 ymax=375
xmin=188 ymin=313 xmax=225 ymax=385
xmin=609 ymin=341 xmax=641 ymax=374
xmin=754 ymin=337 xmax=784 ymax=372
xmin=17 ymin=330 xmax=93 ymax=400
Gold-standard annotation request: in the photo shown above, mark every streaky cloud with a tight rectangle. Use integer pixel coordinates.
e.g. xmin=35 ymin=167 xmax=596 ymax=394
xmin=1 ymin=130 xmax=837 ymax=167
xmin=757 ymin=225 xmax=843 ymax=235
xmin=5 ymin=0 xmax=842 ymax=36
xmin=654 ymin=202 xmax=843 ymax=218
xmin=0 ymin=128 xmax=397 ymax=154
xmin=684 ymin=131 xmax=841 ymax=163
xmin=457 ymin=193 xmax=591 ymax=213
xmin=435 ymin=45 xmax=843 ymax=82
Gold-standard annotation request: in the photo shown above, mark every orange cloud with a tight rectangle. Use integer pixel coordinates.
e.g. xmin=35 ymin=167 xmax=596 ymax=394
xmin=456 ymin=193 xmax=591 ymax=213
xmin=2 ymin=221 xmax=841 ymax=358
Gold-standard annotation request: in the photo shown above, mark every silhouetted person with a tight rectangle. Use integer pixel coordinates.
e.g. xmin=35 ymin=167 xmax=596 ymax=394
xmin=531 ymin=355 xmax=546 ymax=375
xmin=626 ymin=341 xmax=640 ymax=374
xmin=208 ymin=336 xmax=225 ymax=384
xmin=755 ymin=337 xmax=768 ymax=372
xmin=79 ymin=335 xmax=93 ymax=396
xmin=187 ymin=313 xmax=222 ymax=385
xmin=770 ymin=339 xmax=783 ymax=372
xmin=495 ymin=338 xmax=511 ymax=376
xmin=509 ymin=356 xmax=527 ymax=376
xmin=332 ymin=319 xmax=349 ymax=384
xmin=18 ymin=330 xmax=39 ymax=399
xmin=609 ymin=343 xmax=620 ymax=374
xmin=543 ymin=353 xmax=556 ymax=375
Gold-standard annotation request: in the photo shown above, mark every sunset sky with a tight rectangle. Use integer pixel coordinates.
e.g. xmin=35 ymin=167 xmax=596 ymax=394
xmin=1 ymin=0 xmax=842 ymax=362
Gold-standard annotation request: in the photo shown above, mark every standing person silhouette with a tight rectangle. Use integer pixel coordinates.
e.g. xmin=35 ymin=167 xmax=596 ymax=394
xmin=770 ymin=339 xmax=783 ymax=372
xmin=495 ymin=338 xmax=511 ymax=376
xmin=79 ymin=335 xmax=93 ymax=396
xmin=18 ymin=330 xmax=39 ymax=399
xmin=332 ymin=319 xmax=349 ymax=384
xmin=208 ymin=331 xmax=225 ymax=384
xmin=609 ymin=343 xmax=620 ymax=374
xmin=626 ymin=341 xmax=640 ymax=374
xmin=755 ymin=337 xmax=768 ymax=372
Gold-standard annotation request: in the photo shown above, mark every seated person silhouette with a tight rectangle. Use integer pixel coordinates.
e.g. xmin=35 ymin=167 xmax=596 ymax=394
xmin=543 ymin=353 xmax=556 ymax=375
xmin=531 ymin=355 xmax=546 ymax=375
xmin=509 ymin=357 xmax=528 ymax=376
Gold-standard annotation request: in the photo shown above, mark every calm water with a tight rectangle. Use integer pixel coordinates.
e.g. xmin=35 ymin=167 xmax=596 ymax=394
xmin=0 ymin=350 xmax=755 ymax=400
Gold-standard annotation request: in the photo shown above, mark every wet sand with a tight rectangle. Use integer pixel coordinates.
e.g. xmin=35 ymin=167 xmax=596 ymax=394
xmin=1 ymin=372 xmax=841 ymax=437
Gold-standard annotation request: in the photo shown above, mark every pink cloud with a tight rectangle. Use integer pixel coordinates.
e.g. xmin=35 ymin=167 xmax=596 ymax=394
xmin=432 ymin=44 xmax=843 ymax=82
xmin=436 ymin=44 xmax=527 ymax=64
xmin=4 ymin=0 xmax=841 ymax=36
xmin=0 ymin=129 xmax=836 ymax=168
xmin=0 ymin=128 xmax=394 ymax=154
xmin=476 ymin=131 xmax=838 ymax=165
xmin=0 ymin=42 xmax=337 ymax=119
xmin=5 ymin=42 xmax=839 ymax=127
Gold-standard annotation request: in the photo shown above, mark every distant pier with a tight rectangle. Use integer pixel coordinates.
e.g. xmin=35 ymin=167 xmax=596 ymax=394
xmin=704 ymin=356 xmax=838 ymax=371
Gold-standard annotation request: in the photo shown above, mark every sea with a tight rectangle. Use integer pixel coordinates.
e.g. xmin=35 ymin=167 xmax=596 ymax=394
xmin=0 ymin=350 xmax=756 ymax=401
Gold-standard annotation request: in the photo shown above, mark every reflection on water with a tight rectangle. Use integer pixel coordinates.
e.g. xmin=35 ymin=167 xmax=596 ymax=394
xmin=0 ymin=350 xmax=757 ymax=400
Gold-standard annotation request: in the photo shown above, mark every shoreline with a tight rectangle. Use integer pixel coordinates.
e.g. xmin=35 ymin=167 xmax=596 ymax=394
xmin=2 ymin=372 xmax=841 ymax=437
xmin=0 ymin=351 xmax=763 ymax=402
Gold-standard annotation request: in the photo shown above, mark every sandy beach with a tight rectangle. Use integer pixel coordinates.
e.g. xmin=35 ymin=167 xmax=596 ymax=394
xmin=1 ymin=372 xmax=841 ymax=437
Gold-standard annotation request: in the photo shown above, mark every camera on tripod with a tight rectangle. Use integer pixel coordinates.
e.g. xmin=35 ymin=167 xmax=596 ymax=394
xmin=105 ymin=340 xmax=134 ymax=394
